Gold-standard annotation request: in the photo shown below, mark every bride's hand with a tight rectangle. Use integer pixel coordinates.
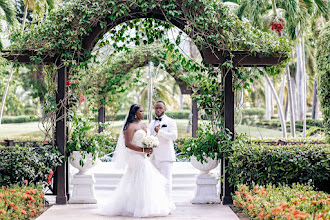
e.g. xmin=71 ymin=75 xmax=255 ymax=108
xmin=143 ymin=148 xmax=153 ymax=154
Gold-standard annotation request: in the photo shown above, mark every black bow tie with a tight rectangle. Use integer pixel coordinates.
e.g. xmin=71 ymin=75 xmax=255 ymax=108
xmin=155 ymin=117 xmax=162 ymax=121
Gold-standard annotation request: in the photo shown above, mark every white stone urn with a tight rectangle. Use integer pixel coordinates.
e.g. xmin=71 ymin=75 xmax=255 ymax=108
xmin=68 ymin=151 xmax=97 ymax=204
xmin=190 ymin=154 xmax=219 ymax=174
xmin=69 ymin=151 xmax=97 ymax=174
xmin=190 ymin=154 xmax=220 ymax=204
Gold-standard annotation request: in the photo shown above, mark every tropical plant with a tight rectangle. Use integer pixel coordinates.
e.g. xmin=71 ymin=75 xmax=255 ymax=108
xmin=316 ymin=22 xmax=330 ymax=143
xmin=180 ymin=123 xmax=234 ymax=163
xmin=21 ymin=0 xmax=57 ymax=30
xmin=66 ymin=113 xmax=116 ymax=166
xmin=0 ymin=0 xmax=15 ymax=49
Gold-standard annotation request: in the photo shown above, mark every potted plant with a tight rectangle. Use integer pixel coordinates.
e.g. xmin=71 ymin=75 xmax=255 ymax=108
xmin=181 ymin=124 xmax=233 ymax=173
xmin=66 ymin=113 xmax=115 ymax=174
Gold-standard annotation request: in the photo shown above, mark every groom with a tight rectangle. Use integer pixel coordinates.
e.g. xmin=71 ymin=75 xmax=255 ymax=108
xmin=148 ymin=101 xmax=178 ymax=199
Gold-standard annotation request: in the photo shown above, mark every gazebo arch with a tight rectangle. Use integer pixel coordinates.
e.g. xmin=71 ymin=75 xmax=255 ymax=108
xmin=1 ymin=0 xmax=289 ymax=205
xmin=89 ymin=44 xmax=197 ymax=135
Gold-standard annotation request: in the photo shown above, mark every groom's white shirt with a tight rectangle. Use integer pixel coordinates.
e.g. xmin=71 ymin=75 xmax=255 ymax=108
xmin=148 ymin=114 xmax=177 ymax=162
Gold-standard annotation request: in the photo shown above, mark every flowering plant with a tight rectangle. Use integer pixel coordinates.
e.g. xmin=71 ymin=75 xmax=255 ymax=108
xmin=233 ymin=183 xmax=330 ymax=220
xmin=142 ymin=135 xmax=159 ymax=148
xmin=0 ymin=184 xmax=45 ymax=219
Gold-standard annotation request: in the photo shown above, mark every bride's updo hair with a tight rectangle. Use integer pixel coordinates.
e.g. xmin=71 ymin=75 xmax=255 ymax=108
xmin=123 ymin=104 xmax=141 ymax=130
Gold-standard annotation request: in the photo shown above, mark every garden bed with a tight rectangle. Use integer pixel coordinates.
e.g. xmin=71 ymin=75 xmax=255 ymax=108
xmin=233 ymin=184 xmax=330 ymax=219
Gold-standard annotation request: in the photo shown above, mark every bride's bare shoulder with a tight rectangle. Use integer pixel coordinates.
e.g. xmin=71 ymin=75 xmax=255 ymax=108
xmin=125 ymin=123 xmax=137 ymax=133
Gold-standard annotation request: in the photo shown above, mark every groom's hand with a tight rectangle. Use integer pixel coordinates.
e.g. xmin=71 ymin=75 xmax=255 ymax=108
xmin=154 ymin=125 xmax=160 ymax=133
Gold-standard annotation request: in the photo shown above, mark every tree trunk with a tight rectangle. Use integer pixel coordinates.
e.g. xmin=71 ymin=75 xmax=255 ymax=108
xmin=284 ymin=94 xmax=289 ymax=121
xmin=179 ymin=90 xmax=183 ymax=110
xmin=239 ymin=89 xmax=244 ymax=108
xmin=302 ymin=37 xmax=307 ymax=137
xmin=279 ymin=75 xmax=285 ymax=119
xmin=296 ymin=40 xmax=303 ymax=120
xmin=148 ymin=61 xmax=153 ymax=124
xmin=290 ymin=76 xmax=297 ymax=121
xmin=265 ymin=78 xmax=271 ymax=120
xmin=22 ymin=0 xmax=29 ymax=31
xmin=286 ymin=67 xmax=296 ymax=138
xmin=0 ymin=69 xmax=14 ymax=125
xmin=270 ymin=77 xmax=275 ymax=117
xmin=312 ymin=77 xmax=319 ymax=120
xmin=263 ymin=69 xmax=286 ymax=138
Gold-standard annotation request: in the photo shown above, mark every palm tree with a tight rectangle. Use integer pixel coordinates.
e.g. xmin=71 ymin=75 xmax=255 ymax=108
xmin=229 ymin=0 xmax=327 ymax=137
xmin=21 ymin=0 xmax=57 ymax=30
xmin=0 ymin=0 xmax=15 ymax=49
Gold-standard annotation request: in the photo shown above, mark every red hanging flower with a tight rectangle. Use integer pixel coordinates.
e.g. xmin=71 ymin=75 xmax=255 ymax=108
xmin=79 ymin=94 xmax=85 ymax=103
xmin=24 ymin=180 xmax=28 ymax=185
xmin=270 ymin=17 xmax=286 ymax=34
xmin=66 ymin=80 xmax=80 ymax=86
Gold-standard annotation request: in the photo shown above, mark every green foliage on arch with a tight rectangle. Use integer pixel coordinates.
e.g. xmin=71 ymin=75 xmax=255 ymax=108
xmin=82 ymin=44 xmax=195 ymax=114
xmin=9 ymin=0 xmax=291 ymax=69
xmin=6 ymin=0 xmax=292 ymax=141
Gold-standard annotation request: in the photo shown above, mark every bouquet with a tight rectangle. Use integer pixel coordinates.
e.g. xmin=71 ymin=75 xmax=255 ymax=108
xmin=142 ymin=135 xmax=159 ymax=148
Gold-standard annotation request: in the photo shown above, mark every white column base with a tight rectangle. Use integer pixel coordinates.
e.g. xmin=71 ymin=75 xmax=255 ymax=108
xmin=191 ymin=173 xmax=220 ymax=204
xmin=69 ymin=174 xmax=97 ymax=204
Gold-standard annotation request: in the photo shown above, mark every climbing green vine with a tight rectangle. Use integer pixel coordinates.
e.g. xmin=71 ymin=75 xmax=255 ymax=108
xmin=4 ymin=0 xmax=291 ymax=141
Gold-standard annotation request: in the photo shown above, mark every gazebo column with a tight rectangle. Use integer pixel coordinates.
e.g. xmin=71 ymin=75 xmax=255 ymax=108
xmin=55 ymin=63 xmax=68 ymax=204
xmin=222 ymin=67 xmax=234 ymax=205
xmin=192 ymin=100 xmax=198 ymax=138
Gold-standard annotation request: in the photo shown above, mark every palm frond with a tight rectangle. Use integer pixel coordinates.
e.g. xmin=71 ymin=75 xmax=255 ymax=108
xmin=237 ymin=0 xmax=248 ymax=19
xmin=313 ymin=0 xmax=328 ymax=18
xmin=0 ymin=0 xmax=15 ymax=24
xmin=300 ymin=0 xmax=314 ymax=14
xmin=46 ymin=0 xmax=55 ymax=10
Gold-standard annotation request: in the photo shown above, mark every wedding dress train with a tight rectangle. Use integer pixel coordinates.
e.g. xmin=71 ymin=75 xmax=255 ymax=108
xmin=96 ymin=129 xmax=175 ymax=217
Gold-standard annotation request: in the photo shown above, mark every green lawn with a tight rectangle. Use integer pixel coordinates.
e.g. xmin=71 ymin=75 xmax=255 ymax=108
xmin=0 ymin=120 xmax=282 ymax=140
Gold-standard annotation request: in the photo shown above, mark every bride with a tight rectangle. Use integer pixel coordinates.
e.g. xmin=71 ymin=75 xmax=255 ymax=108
xmin=96 ymin=104 xmax=175 ymax=217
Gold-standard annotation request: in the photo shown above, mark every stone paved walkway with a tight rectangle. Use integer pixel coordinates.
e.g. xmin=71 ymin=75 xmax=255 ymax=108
xmin=37 ymin=162 xmax=238 ymax=220
xmin=37 ymin=190 xmax=238 ymax=220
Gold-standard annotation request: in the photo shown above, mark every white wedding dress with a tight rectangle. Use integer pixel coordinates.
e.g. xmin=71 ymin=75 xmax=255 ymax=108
xmin=97 ymin=129 xmax=175 ymax=217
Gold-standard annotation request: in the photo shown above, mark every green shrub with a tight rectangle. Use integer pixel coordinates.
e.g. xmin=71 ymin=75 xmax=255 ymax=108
xmin=256 ymin=119 xmax=324 ymax=132
xmin=106 ymin=110 xmax=191 ymax=121
xmin=1 ymin=116 xmax=41 ymax=124
xmin=306 ymin=126 xmax=324 ymax=137
xmin=240 ymin=108 xmax=265 ymax=125
xmin=0 ymin=145 xmax=63 ymax=187
xmin=228 ymin=143 xmax=330 ymax=193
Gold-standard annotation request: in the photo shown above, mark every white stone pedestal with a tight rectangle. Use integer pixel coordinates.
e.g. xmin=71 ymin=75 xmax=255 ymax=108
xmin=69 ymin=174 xmax=97 ymax=204
xmin=191 ymin=173 xmax=220 ymax=204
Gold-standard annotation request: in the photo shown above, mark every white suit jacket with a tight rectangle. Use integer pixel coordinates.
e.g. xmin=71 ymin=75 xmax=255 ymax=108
xmin=148 ymin=115 xmax=178 ymax=162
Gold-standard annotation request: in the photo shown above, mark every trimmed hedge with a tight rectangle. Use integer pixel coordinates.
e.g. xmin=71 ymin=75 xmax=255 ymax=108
xmin=256 ymin=119 xmax=324 ymax=132
xmin=0 ymin=145 xmax=63 ymax=186
xmin=1 ymin=116 xmax=41 ymax=124
xmin=239 ymin=108 xmax=265 ymax=125
xmin=228 ymin=143 xmax=330 ymax=193
xmin=106 ymin=110 xmax=191 ymax=121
